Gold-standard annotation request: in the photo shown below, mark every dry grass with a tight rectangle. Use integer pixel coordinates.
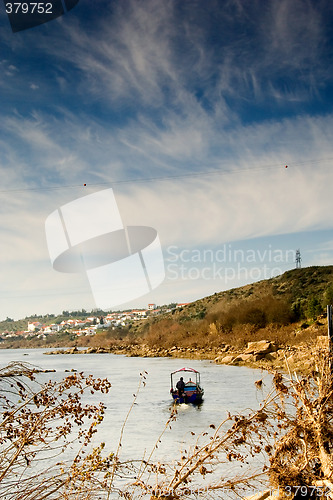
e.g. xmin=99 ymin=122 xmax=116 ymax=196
xmin=2 ymin=350 xmax=333 ymax=498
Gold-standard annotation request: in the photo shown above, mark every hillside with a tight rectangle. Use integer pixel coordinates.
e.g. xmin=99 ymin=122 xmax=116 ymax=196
xmin=133 ymin=265 xmax=333 ymax=350
xmin=2 ymin=266 xmax=333 ymax=357
xmin=39 ymin=265 xmax=333 ymax=376
xmin=164 ymin=265 xmax=333 ymax=321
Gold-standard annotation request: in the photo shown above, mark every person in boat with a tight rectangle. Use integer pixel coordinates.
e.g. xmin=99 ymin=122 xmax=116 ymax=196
xmin=176 ymin=376 xmax=185 ymax=397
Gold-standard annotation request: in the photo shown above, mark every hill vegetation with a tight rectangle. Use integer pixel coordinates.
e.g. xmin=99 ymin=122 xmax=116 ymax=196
xmin=136 ymin=265 xmax=333 ymax=350
xmin=1 ymin=266 xmax=333 ymax=353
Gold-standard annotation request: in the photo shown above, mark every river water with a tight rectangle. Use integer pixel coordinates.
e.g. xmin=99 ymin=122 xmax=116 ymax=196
xmin=0 ymin=348 xmax=272 ymax=497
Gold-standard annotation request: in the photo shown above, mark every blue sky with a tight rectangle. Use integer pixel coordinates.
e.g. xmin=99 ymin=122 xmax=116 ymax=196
xmin=1 ymin=0 xmax=333 ymax=320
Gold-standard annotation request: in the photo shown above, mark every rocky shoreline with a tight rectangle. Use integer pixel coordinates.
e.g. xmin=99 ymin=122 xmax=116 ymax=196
xmin=44 ymin=336 xmax=329 ymax=374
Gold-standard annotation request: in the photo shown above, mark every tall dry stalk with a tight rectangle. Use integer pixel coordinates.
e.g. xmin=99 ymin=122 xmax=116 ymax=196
xmin=2 ymin=350 xmax=333 ymax=499
xmin=0 ymin=362 xmax=111 ymax=499
xmin=125 ymin=349 xmax=333 ymax=499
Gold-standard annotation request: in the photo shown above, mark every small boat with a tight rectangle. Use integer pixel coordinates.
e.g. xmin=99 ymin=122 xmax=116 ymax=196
xmin=170 ymin=367 xmax=204 ymax=404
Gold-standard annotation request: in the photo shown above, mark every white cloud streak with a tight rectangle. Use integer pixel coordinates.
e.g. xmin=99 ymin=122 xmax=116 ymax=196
xmin=1 ymin=0 xmax=333 ymax=318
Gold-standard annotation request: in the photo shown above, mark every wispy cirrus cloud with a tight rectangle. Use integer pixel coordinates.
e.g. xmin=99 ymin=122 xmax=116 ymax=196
xmin=1 ymin=0 xmax=332 ymax=130
xmin=1 ymin=0 xmax=333 ymax=319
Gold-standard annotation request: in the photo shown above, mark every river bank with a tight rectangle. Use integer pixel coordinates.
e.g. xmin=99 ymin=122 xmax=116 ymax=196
xmin=44 ymin=335 xmax=329 ymax=375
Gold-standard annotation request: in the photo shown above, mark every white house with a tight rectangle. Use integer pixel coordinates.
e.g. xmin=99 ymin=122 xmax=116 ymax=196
xmin=27 ymin=321 xmax=42 ymax=332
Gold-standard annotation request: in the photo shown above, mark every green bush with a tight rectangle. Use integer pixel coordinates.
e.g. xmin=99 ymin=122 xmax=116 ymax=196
xmin=323 ymin=284 xmax=333 ymax=307
xmin=306 ymin=295 xmax=323 ymax=320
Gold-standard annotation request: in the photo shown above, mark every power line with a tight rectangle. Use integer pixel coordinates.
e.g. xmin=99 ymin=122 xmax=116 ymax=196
xmin=0 ymin=156 xmax=332 ymax=194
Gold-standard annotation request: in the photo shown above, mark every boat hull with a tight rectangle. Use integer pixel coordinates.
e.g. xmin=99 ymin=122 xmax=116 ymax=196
xmin=171 ymin=391 xmax=203 ymax=405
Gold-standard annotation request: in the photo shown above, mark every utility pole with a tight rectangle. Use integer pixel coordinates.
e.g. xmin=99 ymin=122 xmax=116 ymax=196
xmin=295 ymin=249 xmax=301 ymax=269
xmin=328 ymin=305 xmax=333 ymax=353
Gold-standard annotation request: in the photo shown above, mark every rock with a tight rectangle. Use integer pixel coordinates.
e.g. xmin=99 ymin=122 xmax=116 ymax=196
xmin=96 ymin=347 xmax=107 ymax=353
xmin=234 ymin=353 xmax=254 ymax=362
xmin=87 ymin=347 xmax=97 ymax=353
xmin=220 ymin=355 xmax=235 ymax=364
xmin=33 ymin=369 xmax=56 ymax=373
xmin=245 ymin=340 xmax=276 ymax=355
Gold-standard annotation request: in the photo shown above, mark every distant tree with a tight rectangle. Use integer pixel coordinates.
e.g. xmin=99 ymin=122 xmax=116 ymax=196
xmin=92 ymin=308 xmax=106 ymax=316
xmin=323 ymin=284 xmax=333 ymax=307
xmin=306 ymin=295 xmax=323 ymax=320
xmin=291 ymin=298 xmax=305 ymax=321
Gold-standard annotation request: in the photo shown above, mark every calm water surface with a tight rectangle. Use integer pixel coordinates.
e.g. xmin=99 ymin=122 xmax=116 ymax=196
xmin=0 ymin=348 xmax=271 ymax=460
xmin=0 ymin=348 xmax=272 ymax=497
